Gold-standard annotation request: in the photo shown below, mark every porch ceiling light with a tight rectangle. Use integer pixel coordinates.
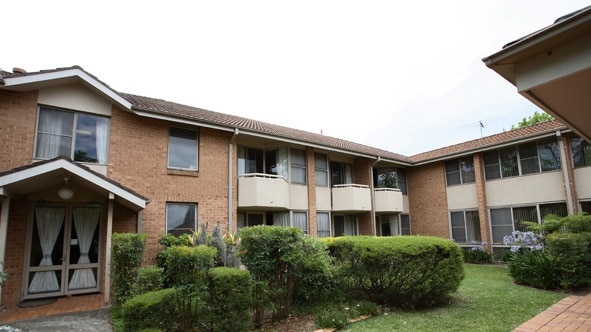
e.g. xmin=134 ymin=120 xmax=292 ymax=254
xmin=58 ymin=176 xmax=74 ymax=200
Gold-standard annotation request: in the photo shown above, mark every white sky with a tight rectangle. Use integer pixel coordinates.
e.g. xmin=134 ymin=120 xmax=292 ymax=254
xmin=3 ymin=1 xmax=589 ymax=156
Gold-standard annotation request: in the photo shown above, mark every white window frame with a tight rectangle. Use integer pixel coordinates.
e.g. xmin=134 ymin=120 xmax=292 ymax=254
xmin=316 ymin=212 xmax=331 ymax=238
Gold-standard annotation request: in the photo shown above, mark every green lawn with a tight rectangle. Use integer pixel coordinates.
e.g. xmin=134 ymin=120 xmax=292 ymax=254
xmin=344 ymin=264 xmax=566 ymax=332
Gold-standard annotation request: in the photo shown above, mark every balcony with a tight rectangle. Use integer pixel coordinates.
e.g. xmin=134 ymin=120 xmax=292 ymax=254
xmin=374 ymin=188 xmax=403 ymax=213
xmin=332 ymin=184 xmax=371 ymax=212
xmin=238 ymin=173 xmax=289 ymax=209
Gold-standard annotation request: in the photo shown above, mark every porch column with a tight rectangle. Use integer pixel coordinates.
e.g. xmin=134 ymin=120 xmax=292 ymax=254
xmin=104 ymin=193 xmax=114 ymax=305
xmin=0 ymin=196 xmax=10 ymax=304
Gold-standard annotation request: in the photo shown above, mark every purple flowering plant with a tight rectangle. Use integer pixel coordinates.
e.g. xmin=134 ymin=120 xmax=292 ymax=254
xmin=503 ymin=231 xmax=544 ymax=253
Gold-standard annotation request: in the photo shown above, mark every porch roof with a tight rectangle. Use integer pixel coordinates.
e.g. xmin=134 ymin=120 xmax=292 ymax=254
xmin=0 ymin=157 xmax=148 ymax=211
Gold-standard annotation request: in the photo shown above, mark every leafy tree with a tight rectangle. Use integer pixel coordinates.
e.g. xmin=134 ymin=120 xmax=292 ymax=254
xmin=511 ymin=111 xmax=554 ymax=130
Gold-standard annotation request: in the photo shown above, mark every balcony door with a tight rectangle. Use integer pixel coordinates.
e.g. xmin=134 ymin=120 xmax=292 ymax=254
xmin=24 ymin=204 xmax=102 ymax=300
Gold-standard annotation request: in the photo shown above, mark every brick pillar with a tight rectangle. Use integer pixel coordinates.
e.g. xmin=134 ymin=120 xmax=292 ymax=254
xmin=306 ymin=148 xmax=317 ymax=236
xmin=560 ymin=134 xmax=578 ymax=214
xmin=473 ymin=153 xmax=491 ymax=252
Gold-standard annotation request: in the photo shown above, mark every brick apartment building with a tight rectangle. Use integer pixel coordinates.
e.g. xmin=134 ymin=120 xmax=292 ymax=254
xmin=0 ymin=65 xmax=589 ymax=311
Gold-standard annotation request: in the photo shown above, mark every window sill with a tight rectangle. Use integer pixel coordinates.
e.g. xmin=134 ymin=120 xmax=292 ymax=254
xmin=167 ymin=169 xmax=199 ymax=177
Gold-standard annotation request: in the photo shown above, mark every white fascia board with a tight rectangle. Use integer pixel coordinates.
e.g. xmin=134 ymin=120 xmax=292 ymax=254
xmin=3 ymin=69 xmax=133 ymax=110
xmin=0 ymin=159 xmax=146 ymax=209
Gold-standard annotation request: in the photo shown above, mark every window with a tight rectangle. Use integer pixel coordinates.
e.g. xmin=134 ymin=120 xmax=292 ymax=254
xmin=330 ymin=162 xmax=353 ymax=186
xmin=317 ymin=212 xmax=331 ymax=238
xmin=270 ymin=212 xmax=289 ymax=226
xmin=450 ymin=211 xmax=481 ymax=244
xmin=292 ymin=212 xmax=308 ymax=234
xmin=166 ymin=203 xmax=196 ymax=236
xmin=484 ymin=138 xmax=560 ymax=180
xmin=168 ymin=127 xmax=198 ymax=170
xmin=571 ymin=135 xmax=591 ymax=168
xmin=35 ymin=106 xmax=110 ymax=164
xmin=238 ymin=146 xmax=289 ymax=178
xmin=400 ymin=214 xmax=411 ymax=235
xmin=581 ymin=201 xmax=591 ymax=214
xmin=290 ymin=149 xmax=307 ymax=184
xmin=333 ymin=215 xmax=357 ymax=236
xmin=373 ymin=167 xmax=407 ymax=194
xmin=315 ymin=153 xmax=329 ymax=187
xmin=379 ymin=214 xmax=410 ymax=236
xmin=445 ymin=157 xmax=475 ymax=186
xmin=237 ymin=213 xmax=264 ymax=229
xmin=489 ymin=203 xmax=568 ymax=244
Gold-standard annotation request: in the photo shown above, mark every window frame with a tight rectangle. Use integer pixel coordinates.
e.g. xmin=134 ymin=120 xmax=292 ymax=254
xmin=316 ymin=211 xmax=331 ymax=238
xmin=166 ymin=202 xmax=197 ymax=236
xmin=34 ymin=106 xmax=110 ymax=164
xmin=290 ymin=149 xmax=307 ymax=185
xmin=292 ymin=211 xmax=308 ymax=234
xmin=315 ymin=153 xmax=329 ymax=187
xmin=445 ymin=157 xmax=475 ymax=186
xmin=570 ymin=134 xmax=591 ymax=168
xmin=168 ymin=127 xmax=199 ymax=171
xmin=449 ymin=210 xmax=481 ymax=244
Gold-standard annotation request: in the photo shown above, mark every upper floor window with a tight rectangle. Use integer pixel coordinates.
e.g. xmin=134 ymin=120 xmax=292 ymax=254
xmin=168 ymin=127 xmax=198 ymax=170
xmin=445 ymin=157 xmax=475 ymax=186
xmin=238 ymin=146 xmax=288 ymax=178
xmin=35 ymin=106 xmax=110 ymax=164
xmin=290 ymin=149 xmax=307 ymax=184
xmin=483 ymin=138 xmax=560 ymax=180
xmin=315 ymin=153 xmax=329 ymax=187
xmin=330 ymin=162 xmax=353 ymax=186
xmin=166 ymin=202 xmax=197 ymax=236
xmin=570 ymin=134 xmax=591 ymax=168
xmin=373 ymin=167 xmax=408 ymax=194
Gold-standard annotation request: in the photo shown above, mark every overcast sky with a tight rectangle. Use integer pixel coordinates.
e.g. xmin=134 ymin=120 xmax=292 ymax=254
xmin=3 ymin=1 xmax=589 ymax=156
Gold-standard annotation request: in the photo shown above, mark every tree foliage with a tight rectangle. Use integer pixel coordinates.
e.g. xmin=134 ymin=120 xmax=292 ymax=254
xmin=511 ymin=111 xmax=554 ymax=130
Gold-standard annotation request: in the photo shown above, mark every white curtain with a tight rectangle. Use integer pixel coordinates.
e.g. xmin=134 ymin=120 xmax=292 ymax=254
xmin=292 ymin=212 xmax=308 ymax=233
xmin=36 ymin=109 xmax=71 ymax=159
xmin=273 ymin=212 xmax=289 ymax=226
xmin=276 ymin=148 xmax=288 ymax=179
xmin=389 ymin=215 xmax=400 ymax=236
xmin=29 ymin=207 xmax=65 ymax=294
xmin=95 ymin=117 xmax=109 ymax=164
xmin=68 ymin=207 xmax=100 ymax=290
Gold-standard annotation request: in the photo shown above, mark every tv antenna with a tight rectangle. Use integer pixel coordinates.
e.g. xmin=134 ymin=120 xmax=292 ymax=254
xmin=460 ymin=117 xmax=505 ymax=138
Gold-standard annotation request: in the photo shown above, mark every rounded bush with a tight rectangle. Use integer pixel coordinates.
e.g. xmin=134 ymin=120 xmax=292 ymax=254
xmin=325 ymin=236 xmax=464 ymax=308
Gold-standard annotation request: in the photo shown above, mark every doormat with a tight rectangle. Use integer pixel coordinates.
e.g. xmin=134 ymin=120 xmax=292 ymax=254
xmin=17 ymin=298 xmax=57 ymax=308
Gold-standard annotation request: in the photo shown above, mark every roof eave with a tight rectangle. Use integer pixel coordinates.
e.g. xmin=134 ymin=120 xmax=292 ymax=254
xmin=1 ymin=68 xmax=133 ymax=111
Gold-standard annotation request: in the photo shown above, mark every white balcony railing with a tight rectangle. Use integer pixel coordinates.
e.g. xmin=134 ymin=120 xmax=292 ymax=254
xmin=373 ymin=188 xmax=403 ymax=212
xmin=238 ymin=173 xmax=289 ymax=209
xmin=332 ymin=184 xmax=371 ymax=212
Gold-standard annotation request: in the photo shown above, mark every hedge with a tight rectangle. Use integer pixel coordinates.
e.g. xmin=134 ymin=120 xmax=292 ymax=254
xmin=325 ymin=235 xmax=464 ymax=308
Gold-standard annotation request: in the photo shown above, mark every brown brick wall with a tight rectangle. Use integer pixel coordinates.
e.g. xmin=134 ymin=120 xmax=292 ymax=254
xmin=108 ymin=107 xmax=232 ymax=263
xmin=473 ymin=153 xmax=491 ymax=251
xmin=407 ymin=161 xmax=449 ymax=238
xmin=306 ymin=148 xmax=317 ymax=236
xmin=2 ymin=199 xmax=29 ymax=306
xmin=0 ymin=90 xmax=38 ymax=171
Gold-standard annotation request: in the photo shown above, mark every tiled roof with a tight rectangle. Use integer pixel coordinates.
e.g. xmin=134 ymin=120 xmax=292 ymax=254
xmin=1 ymin=66 xmax=571 ymax=166
xmin=122 ymin=93 xmax=412 ymax=163
xmin=409 ymin=119 xmax=567 ymax=163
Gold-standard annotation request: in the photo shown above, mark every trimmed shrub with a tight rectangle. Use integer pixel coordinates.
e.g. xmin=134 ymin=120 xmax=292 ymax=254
xmin=325 ymin=236 xmax=464 ymax=308
xmin=133 ymin=265 xmax=164 ymax=295
xmin=205 ymin=267 xmax=252 ymax=331
xmin=462 ymin=242 xmax=493 ymax=264
xmin=507 ymin=249 xmax=559 ymax=289
xmin=111 ymin=233 xmax=148 ymax=305
xmin=158 ymin=245 xmax=217 ymax=287
xmin=120 ymin=288 xmax=178 ymax=332
xmin=239 ymin=226 xmax=333 ymax=326
xmin=546 ymin=232 xmax=591 ymax=290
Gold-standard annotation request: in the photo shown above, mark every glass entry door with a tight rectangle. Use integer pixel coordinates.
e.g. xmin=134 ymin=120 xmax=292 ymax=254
xmin=24 ymin=204 xmax=102 ymax=300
